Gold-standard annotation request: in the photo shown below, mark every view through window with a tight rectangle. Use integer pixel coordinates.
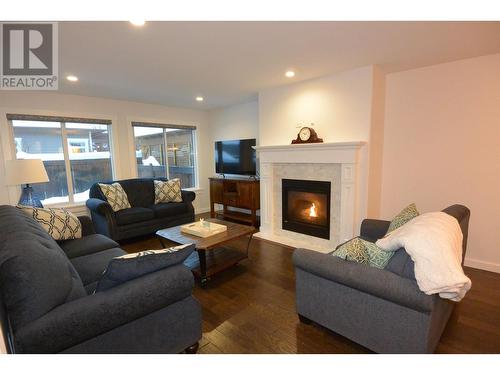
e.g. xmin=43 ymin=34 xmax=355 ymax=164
xmin=133 ymin=123 xmax=197 ymax=188
xmin=10 ymin=116 xmax=113 ymax=205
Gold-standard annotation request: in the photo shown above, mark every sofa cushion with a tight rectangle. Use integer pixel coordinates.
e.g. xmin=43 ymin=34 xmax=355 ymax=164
xmin=18 ymin=206 xmax=82 ymax=240
xmin=115 ymin=207 xmax=155 ymax=226
xmin=150 ymin=202 xmax=189 ymax=218
xmin=84 ymin=281 xmax=99 ymax=295
xmin=114 ymin=178 xmax=155 ymax=208
xmin=0 ymin=205 xmax=86 ymax=330
xmin=385 ymin=248 xmax=416 ymax=280
xmin=95 ymin=243 xmax=195 ymax=292
xmin=59 ymin=234 xmax=120 ymax=259
xmin=70 ymin=247 xmax=127 ymax=286
xmin=98 ymin=183 xmax=132 ymax=212
xmin=387 ymin=203 xmax=419 ymax=233
xmin=154 ymin=179 xmax=183 ymax=204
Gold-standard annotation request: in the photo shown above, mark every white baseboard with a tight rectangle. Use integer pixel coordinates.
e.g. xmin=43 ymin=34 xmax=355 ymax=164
xmin=464 ymin=257 xmax=500 ymax=273
xmin=195 ymin=207 xmax=211 ymax=215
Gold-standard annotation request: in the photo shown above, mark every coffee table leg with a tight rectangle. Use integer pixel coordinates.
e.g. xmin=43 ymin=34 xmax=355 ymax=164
xmin=245 ymin=233 xmax=253 ymax=257
xmin=198 ymin=249 xmax=208 ymax=287
xmin=157 ymin=237 xmax=167 ymax=248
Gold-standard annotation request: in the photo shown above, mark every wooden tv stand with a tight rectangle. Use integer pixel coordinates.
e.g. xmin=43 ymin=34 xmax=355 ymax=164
xmin=209 ymin=177 xmax=260 ymax=227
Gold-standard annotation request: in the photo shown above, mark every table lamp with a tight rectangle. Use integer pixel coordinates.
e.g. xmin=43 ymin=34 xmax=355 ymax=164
xmin=5 ymin=159 xmax=49 ymax=207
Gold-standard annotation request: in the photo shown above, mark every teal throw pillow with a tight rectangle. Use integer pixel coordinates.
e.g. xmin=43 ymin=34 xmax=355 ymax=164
xmin=386 ymin=203 xmax=419 ymax=233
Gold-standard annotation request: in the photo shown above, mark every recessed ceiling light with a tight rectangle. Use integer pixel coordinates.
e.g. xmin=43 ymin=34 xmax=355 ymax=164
xmin=66 ymin=75 xmax=78 ymax=82
xmin=196 ymin=96 xmax=204 ymax=102
xmin=130 ymin=20 xmax=146 ymax=27
xmin=285 ymin=70 xmax=295 ymax=78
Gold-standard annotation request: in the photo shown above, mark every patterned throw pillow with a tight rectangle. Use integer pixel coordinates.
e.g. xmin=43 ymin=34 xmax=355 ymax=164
xmin=95 ymin=243 xmax=195 ymax=292
xmin=18 ymin=206 xmax=82 ymax=240
xmin=98 ymin=182 xmax=131 ymax=212
xmin=387 ymin=203 xmax=419 ymax=233
xmin=154 ymin=179 xmax=183 ymax=204
xmin=360 ymin=238 xmax=395 ymax=269
xmin=333 ymin=237 xmax=369 ymax=264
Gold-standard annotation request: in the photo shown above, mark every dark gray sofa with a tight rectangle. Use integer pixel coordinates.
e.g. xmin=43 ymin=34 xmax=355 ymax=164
xmin=293 ymin=204 xmax=470 ymax=354
xmin=0 ymin=205 xmax=202 ymax=353
xmin=86 ymin=178 xmax=196 ymax=241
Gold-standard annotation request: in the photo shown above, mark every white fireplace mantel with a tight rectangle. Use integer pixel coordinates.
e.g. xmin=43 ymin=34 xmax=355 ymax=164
xmin=254 ymin=141 xmax=365 ymax=164
xmin=253 ymin=141 xmax=366 ymax=252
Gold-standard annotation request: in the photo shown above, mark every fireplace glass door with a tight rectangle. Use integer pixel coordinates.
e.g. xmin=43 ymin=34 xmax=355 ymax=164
xmin=282 ymin=179 xmax=331 ymax=240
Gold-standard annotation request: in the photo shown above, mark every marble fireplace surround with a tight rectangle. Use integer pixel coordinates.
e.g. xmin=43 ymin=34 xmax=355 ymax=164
xmin=253 ymin=142 xmax=365 ymax=253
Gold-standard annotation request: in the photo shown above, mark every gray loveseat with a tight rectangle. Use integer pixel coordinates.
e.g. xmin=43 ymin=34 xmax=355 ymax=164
xmin=87 ymin=178 xmax=195 ymax=241
xmin=293 ymin=204 xmax=470 ymax=353
xmin=0 ymin=205 xmax=202 ymax=353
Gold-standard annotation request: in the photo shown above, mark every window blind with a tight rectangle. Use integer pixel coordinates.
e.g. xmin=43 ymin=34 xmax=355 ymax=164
xmin=7 ymin=113 xmax=112 ymax=125
xmin=131 ymin=121 xmax=196 ymax=130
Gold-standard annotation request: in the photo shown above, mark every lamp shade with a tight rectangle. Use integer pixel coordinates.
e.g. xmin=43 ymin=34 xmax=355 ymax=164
xmin=5 ymin=159 xmax=49 ymax=186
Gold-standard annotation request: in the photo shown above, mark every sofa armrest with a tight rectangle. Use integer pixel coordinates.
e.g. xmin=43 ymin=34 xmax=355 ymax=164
xmin=181 ymin=190 xmax=196 ymax=203
xmin=360 ymin=219 xmax=390 ymax=240
xmin=77 ymin=216 xmax=95 ymax=236
xmin=293 ymin=248 xmax=435 ymax=313
xmin=86 ymin=198 xmax=117 ymax=239
xmin=14 ymin=264 xmax=195 ymax=353
xmin=86 ymin=198 xmax=113 ymax=217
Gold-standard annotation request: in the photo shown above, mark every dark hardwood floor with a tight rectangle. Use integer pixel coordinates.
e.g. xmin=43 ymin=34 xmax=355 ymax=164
xmin=120 ymin=220 xmax=500 ymax=354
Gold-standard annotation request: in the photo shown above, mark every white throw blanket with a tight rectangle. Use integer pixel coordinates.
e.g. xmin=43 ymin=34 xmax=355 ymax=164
xmin=376 ymin=212 xmax=471 ymax=301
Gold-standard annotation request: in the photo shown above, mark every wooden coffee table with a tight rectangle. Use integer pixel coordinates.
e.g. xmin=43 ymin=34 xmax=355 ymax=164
xmin=156 ymin=218 xmax=256 ymax=286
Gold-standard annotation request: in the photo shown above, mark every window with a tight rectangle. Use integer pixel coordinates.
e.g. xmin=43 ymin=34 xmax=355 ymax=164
xmin=9 ymin=115 xmax=114 ymax=205
xmin=133 ymin=122 xmax=197 ymax=188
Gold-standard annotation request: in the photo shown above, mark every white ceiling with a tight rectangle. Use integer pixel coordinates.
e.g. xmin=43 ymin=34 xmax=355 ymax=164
xmin=58 ymin=21 xmax=500 ymax=109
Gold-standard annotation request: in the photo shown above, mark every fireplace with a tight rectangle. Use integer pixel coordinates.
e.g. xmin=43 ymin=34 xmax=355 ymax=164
xmin=282 ymin=179 xmax=331 ymax=240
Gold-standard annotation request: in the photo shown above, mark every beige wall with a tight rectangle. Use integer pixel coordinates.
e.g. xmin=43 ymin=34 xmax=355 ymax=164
xmin=381 ymin=53 xmax=500 ymax=272
xmin=258 ymin=66 xmax=375 ymax=146
xmin=208 ymin=100 xmax=259 ymax=142
xmin=208 ymin=100 xmax=259 ymax=175
xmin=0 ymin=92 xmax=211 ymax=213
xmin=258 ymin=66 xmax=382 ymax=226
xmin=367 ymin=66 xmax=386 ymax=218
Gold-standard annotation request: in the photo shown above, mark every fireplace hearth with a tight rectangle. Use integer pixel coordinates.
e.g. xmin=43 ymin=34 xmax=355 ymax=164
xmin=282 ymin=179 xmax=331 ymax=240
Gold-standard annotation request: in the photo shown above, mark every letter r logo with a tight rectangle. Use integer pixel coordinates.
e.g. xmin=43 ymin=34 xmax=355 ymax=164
xmin=2 ymin=23 xmax=53 ymax=75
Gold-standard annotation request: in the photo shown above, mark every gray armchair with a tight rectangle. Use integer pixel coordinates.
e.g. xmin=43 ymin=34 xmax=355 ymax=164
xmin=293 ymin=205 xmax=470 ymax=353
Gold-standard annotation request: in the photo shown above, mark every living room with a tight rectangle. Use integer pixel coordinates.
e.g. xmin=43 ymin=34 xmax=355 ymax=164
xmin=0 ymin=0 xmax=499 ymax=371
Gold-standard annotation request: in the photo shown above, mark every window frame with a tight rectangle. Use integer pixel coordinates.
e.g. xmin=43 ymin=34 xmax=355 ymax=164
xmin=131 ymin=121 xmax=199 ymax=189
xmin=7 ymin=114 xmax=116 ymax=206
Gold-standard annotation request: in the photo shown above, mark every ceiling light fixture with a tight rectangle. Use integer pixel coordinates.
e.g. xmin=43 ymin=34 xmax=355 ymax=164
xmin=66 ymin=75 xmax=78 ymax=82
xmin=285 ymin=70 xmax=295 ymax=78
xmin=196 ymin=96 xmax=204 ymax=102
xmin=130 ymin=20 xmax=146 ymax=27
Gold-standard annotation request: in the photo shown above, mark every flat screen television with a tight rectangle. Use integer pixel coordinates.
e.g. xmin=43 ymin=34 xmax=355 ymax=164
xmin=215 ymin=138 xmax=256 ymax=176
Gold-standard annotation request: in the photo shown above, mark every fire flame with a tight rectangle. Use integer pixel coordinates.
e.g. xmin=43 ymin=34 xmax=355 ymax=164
xmin=309 ymin=203 xmax=318 ymax=217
